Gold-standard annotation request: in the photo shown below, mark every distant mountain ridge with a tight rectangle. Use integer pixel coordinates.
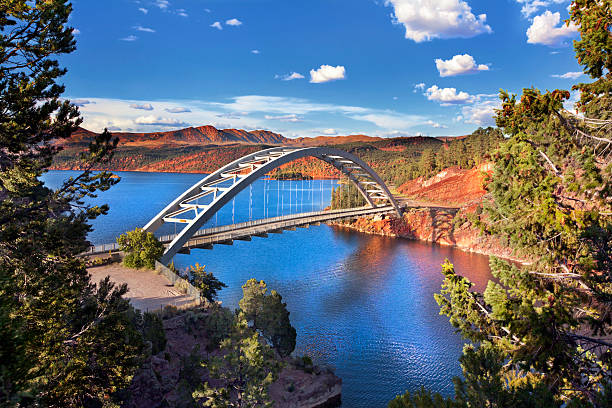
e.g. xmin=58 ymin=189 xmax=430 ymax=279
xmin=65 ymin=125 xmax=460 ymax=148
xmin=65 ymin=125 xmax=289 ymax=147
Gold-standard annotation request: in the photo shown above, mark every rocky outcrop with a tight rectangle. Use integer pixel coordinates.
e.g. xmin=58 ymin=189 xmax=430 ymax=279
xmin=125 ymin=309 xmax=341 ymax=408
xmin=270 ymin=366 xmax=342 ymax=408
xmin=331 ymin=207 xmax=524 ymax=263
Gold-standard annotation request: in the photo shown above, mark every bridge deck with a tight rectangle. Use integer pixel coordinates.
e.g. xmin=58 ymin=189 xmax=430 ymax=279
xmin=83 ymin=205 xmax=396 ymax=256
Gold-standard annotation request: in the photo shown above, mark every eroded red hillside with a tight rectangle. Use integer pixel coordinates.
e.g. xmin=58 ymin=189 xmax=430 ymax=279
xmin=398 ymin=163 xmax=493 ymax=207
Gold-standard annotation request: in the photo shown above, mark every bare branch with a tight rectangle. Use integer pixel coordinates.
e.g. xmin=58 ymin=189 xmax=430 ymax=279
xmin=539 ymin=150 xmax=561 ymax=175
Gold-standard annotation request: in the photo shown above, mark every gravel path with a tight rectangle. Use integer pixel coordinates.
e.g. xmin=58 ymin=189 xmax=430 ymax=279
xmin=88 ymin=263 xmax=196 ymax=312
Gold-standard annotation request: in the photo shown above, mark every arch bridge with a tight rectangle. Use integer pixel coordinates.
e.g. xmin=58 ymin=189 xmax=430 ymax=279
xmin=139 ymin=147 xmax=401 ymax=264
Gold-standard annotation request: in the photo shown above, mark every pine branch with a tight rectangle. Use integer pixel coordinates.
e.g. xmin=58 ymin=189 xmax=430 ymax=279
xmin=556 ymin=111 xmax=612 ymax=150
xmin=564 ymin=333 xmax=612 ymax=349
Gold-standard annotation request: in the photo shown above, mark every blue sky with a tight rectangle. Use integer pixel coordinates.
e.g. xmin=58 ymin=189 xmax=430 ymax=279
xmin=64 ymin=0 xmax=583 ymax=138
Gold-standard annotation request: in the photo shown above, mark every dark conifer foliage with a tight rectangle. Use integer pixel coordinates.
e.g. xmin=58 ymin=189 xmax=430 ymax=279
xmin=0 ymin=2 xmax=144 ymax=406
xmin=391 ymin=1 xmax=611 ymax=406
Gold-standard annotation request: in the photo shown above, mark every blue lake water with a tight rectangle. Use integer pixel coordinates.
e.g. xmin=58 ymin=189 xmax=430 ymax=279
xmin=43 ymin=170 xmax=493 ymax=407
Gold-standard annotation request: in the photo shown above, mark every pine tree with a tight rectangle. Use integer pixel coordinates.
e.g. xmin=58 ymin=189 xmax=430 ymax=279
xmin=0 ymin=1 xmax=144 ymax=405
xmin=392 ymin=1 xmax=611 ymax=406
xmin=187 ymin=263 xmax=227 ymax=303
xmin=239 ymin=279 xmax=297 ymax=357
xmin=194 ymin=316 xmax=279 ymax=407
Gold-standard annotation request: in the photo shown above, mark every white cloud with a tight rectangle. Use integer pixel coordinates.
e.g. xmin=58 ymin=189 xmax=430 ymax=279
xmin=309 ymin=65 xmax=346 ymax=83
xmin=74 ymin=95 xmax=437 ymax=136
xmin=135 ymin=115 xmax=189 ymax=127
xmin=120 ymin=35 xmax=138 ymax=42
xmin=551 ymin=71 xmax=582 ymax=79
xmin=425 ymin=85 xmax=474 ymax=105
xmin=129 ymin=103 xmax=154 ymax=111
xmin=461 ymin=99 xmax=500 ymax=126
xmin=251 ymin=49 xmax=260 ymax=54
xmin=226 ymin=18 xmax=242 ymax=26
xmin=73 ymin=98 xmax=260 ymax=133
xmin=413 ymin=83 xmax=426 ymax=93
xmin=176 ymin=9 xmax=188 ymax=17
xmin=264 ymin=114 xmax=302 ymax=122
xmin=526 ymin=10 xmax=578 ymax=46
xmin=276 ymin=72 xmax=305 ymax=81
xmin=165 ymin=107 xmax=191 ymax=113
xmin=210 ymin=21 xmax=223 ymax=30
xmin=215 ymin=112 xmax=247 ymax=120
xmin=517 ymin=0 xmax=549 ymax=17
xmin=210 ymin=95 xmax=427 ymax=131
xmin=515 ymin=1 xmax=568 ymax=18
xmin=138 ymin=7 xmax=148 ymax=14
xmin=72 ymin=28 xmax=80 ymax=35
xmin=72 ymin=99 xmax=94 ymax=107
xmin=435 ymin=54 xmax=489 ymax=77
xmin=350 ymin=112 xmax=426 ymax=129
xmin=426 ymin=120 xmax=447 ymax=129
xmin=211 ymin=95 xmax=367 ymax=115
xmin=322 ymin=128 xmax=338 ymax=135
xmin=385 ymin=0 xmax=492 ymax=42
xmin=563 ymin=90 xmax=581 ymax=112
xmin=204 ymin=8 xmax=211 ymax=13
xmin=134 ymin=25 xmax=155 ymax=33
xmin=154 ymin=1 xmax=169 ymax=9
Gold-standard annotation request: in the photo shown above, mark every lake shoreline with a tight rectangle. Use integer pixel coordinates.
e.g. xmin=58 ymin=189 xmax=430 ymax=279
xmin=328 ymin=208 xmax=527 ymax=264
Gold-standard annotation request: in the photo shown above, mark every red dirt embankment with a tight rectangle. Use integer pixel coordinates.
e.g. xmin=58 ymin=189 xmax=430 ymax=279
xmin=397 ymin=162 xmax=493 ymax=207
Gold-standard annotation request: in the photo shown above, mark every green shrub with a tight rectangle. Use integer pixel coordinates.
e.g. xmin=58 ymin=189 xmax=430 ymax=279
xmin=183 ymin=310 xmax=206 ymax=335
xmin=117 ymin=228 xmax=164 ymax=269
xmin=174 ymin=278 xmax=190 ymax=295
xmin=204 ymin=304 xmax=234 ymax=350
xmin=186 ymin=263 xmax=226 ymax=302
xmin=142 ymin=312 xmax=167 ymax=355
xmin=161 ymin=305 xmax=180 ymax=319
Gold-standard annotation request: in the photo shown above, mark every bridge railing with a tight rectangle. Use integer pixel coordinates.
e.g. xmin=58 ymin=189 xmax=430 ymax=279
xmin=155 ymin=261 xmax=202 ymax=304
xmin=157 ymin=206 xmax=394 ymax=243
xmin=181 ymin=205 xmax=395 ymax=248
xmin=85 ymin=242 xmax=120 ymax=255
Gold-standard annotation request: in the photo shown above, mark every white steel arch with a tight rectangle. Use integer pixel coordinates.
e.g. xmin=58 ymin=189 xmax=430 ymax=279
xmin=143 ymin=147 xmax=401 ymax=264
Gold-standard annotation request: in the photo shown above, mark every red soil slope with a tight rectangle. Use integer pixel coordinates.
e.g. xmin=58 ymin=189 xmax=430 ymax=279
xmin=398 ymin=163 xmax=493 ymax=207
